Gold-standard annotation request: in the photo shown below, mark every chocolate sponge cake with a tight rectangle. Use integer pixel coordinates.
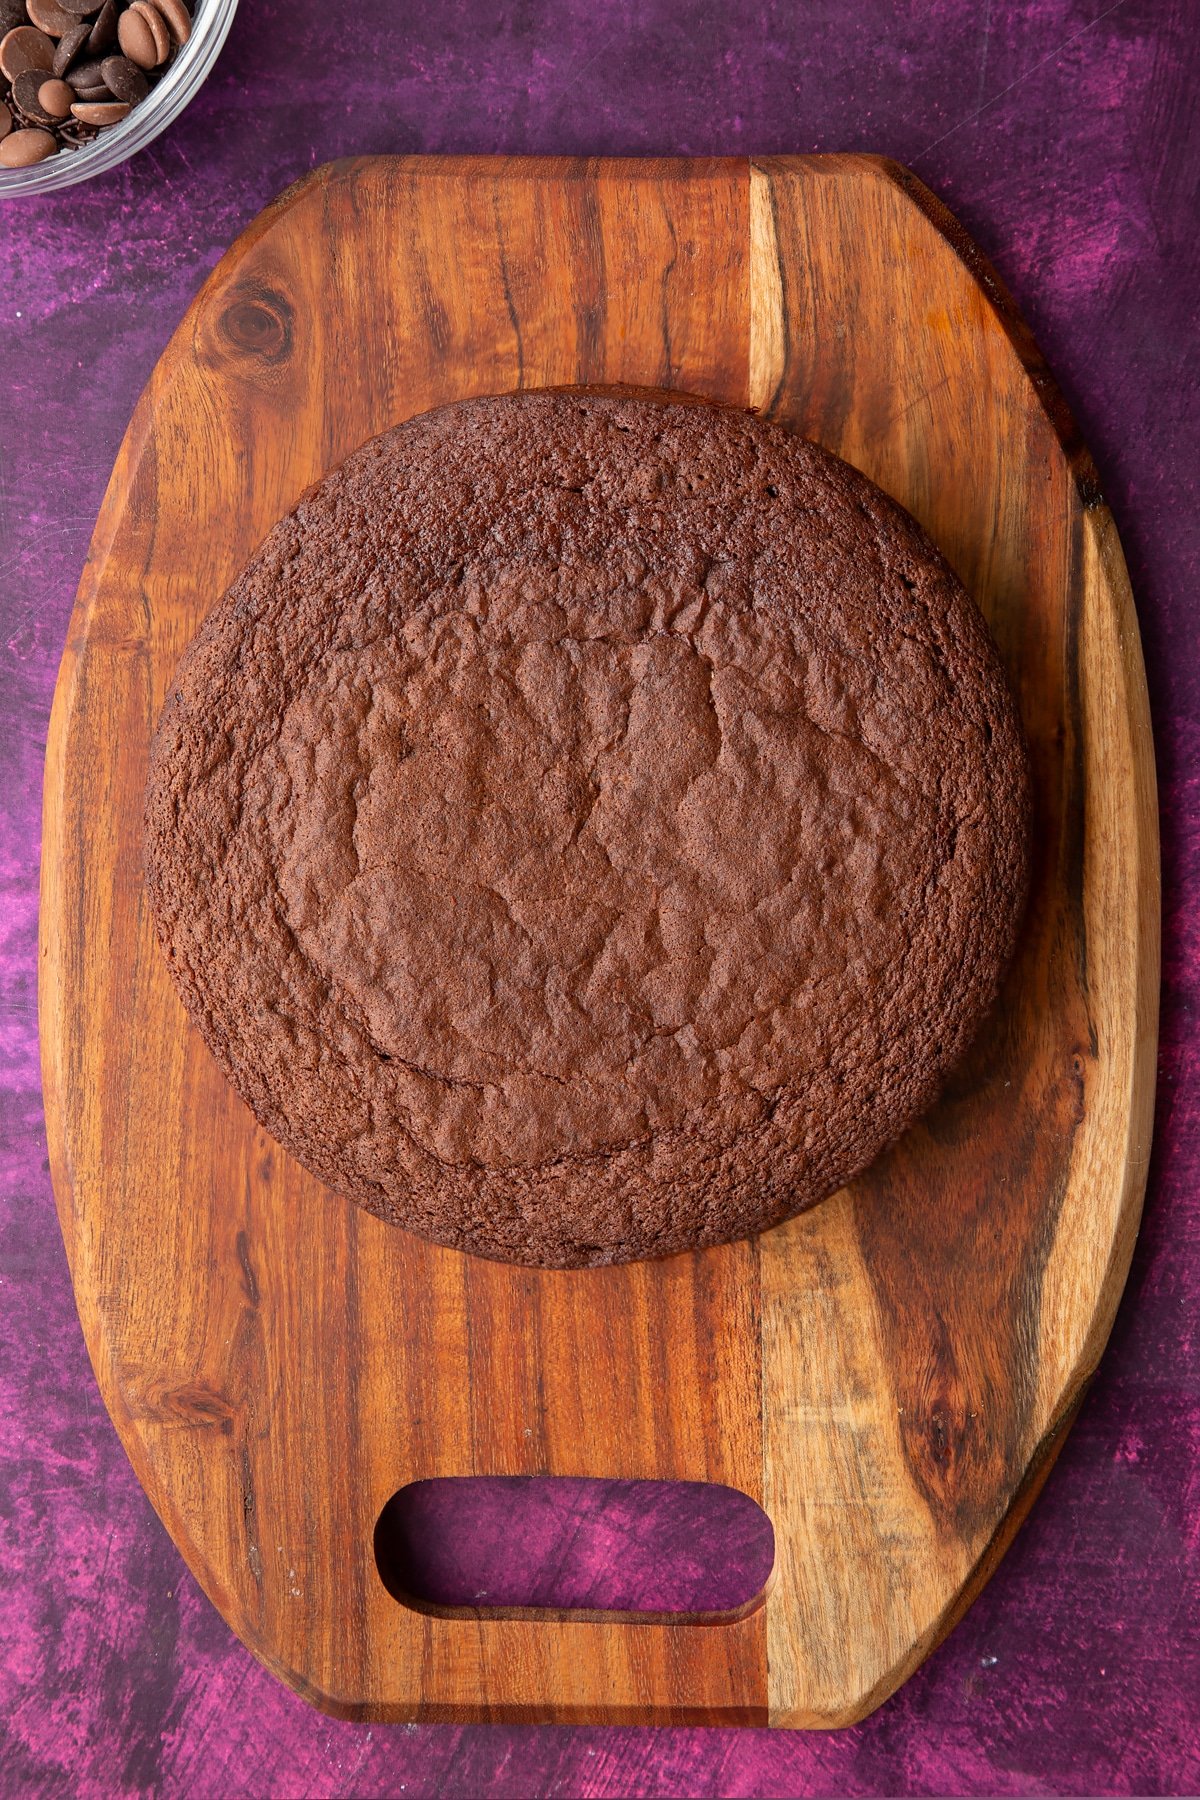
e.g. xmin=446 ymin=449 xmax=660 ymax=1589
xmin=144 ymin=389 xmax=1030 ymax=1267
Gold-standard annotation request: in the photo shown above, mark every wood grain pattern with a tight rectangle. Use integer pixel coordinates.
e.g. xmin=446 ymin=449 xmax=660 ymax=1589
xmin=38 ymin=155 xmax=1159 ymax=1727
xmin=750 ymin=158 xmax=1159 ymax=1723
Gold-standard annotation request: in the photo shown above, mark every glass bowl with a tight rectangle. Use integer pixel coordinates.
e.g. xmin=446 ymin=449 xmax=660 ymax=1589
xmin=0 ymin=0 xmax=238 ymax=197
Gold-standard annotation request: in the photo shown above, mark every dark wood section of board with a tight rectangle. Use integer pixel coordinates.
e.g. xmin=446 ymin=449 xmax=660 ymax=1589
xmin=40 ymin=156 xmax=1158 ymax=1726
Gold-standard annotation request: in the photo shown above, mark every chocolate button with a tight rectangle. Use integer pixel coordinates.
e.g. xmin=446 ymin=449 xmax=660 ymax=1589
xmin=65 ymin=54 xmax=107 ymax=87
xmin=27 ymin=0 xmax=79 ymax=37
xmin=51 ymin=18 xmax=89 ymax=72
xmin=114 ymin=3 xmax=154 ymax=67
xmin=85 ymin=0 xmax=116 ymax=54
xmin=131 ymin=0 xmax=168 ymax=62
xmin=0 ymin=124 xmax=57 ymax=164
xmin=147 ymin=0 xmax=189 ymax=47
xmin=0 ymin=25 xmax=56 ymax=80
xmin=12 ymin=64 xmax=58 ymax=121
xmin=99 ymin=52 xmax=148 ymax=102
xmin=116 ymin=1 xmax=164 ymax=68
xmin=69 ymin=97 xmax=130 ymax=124
xmin=0 ymin=101 xmax=11 ymax=140
xmin=37 ymin=76 xmax=74 ymax=118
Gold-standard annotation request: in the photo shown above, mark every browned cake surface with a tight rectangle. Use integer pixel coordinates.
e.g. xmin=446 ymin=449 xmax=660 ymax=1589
xmin=144 ymin=389 xmax=1030 ymax=1267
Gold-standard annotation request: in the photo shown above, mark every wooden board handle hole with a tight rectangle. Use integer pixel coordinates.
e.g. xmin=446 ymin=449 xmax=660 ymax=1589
xmin=374 ymin=1477 xmax=775 ymax=1624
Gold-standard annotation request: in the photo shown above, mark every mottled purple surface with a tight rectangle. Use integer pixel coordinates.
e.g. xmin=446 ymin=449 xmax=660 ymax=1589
xmin=1 ymin=1 xmax=1197 ymax=1794
xmin=374 ymin=1480 xmax=775 ymax=1614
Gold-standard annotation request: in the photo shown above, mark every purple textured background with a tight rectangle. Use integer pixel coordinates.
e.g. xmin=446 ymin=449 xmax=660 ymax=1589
xmin=374 ymin=1480 xmax=776 ymax=1614
xmin=1 ymin=1 xmax=1197 ymax=1794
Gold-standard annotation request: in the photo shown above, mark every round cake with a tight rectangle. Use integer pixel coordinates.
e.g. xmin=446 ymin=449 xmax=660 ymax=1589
xmin=145 ymin=388 xmax=1030 ymax=1267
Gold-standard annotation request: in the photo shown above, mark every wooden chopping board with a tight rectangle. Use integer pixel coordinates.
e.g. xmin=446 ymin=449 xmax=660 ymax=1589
xmin=39 ymin=155 xmax=1159 ymax=1727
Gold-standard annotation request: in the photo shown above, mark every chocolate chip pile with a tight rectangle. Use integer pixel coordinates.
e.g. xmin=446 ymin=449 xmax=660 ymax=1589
xmin=0 ymin=0 xmax=191 ymax=168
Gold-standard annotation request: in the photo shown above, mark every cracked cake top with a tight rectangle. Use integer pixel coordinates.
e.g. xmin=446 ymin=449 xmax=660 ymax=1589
xmin=144 ymin=388 xmax=1030 ymax=1267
